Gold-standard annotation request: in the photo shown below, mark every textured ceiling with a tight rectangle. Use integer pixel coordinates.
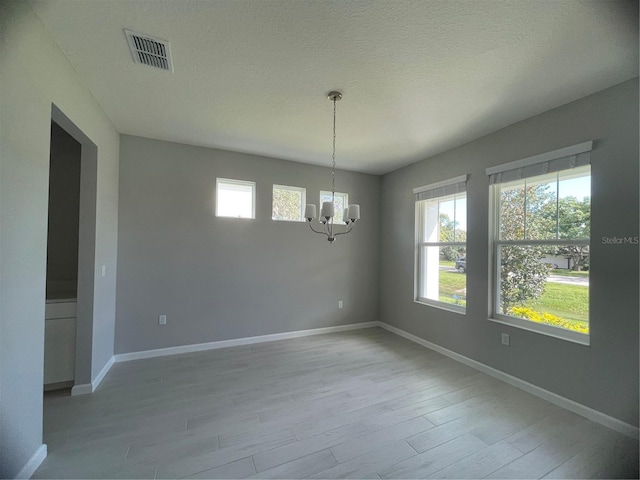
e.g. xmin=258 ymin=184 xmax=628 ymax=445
xmin=29 ymin=0 xmax=638 ymax=174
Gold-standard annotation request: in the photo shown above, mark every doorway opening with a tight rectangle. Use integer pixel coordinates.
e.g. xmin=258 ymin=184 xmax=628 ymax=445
xmin=44 ymin=120 xmax=81 ymax=395
xmin=43 ymin=104 xmax=98 ymax=399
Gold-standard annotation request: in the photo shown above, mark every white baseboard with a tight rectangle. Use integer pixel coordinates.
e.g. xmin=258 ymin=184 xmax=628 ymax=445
xmin=15 ymin=444 xmax=46 ymax=479
xmin=377 ymin=321 xmax=639 ymax=440
xmin=70 ymin=383 xmax=92 ymax=396
xmin=92 ymin=355 xmax=114 ymax=390
xmin=71 ymin=355 xmax=114 ymax=396
xmin=114 ymin=322 xmax=378 ymax=363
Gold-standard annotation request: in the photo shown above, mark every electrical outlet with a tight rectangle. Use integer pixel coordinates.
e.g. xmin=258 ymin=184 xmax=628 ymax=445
xmin=501 ymin=333 xmax=510 ymax=346
xmin=338 ymin=300 xmax=343 ymax=309
xmin=159 ymin=315 xmax=167 ymax=325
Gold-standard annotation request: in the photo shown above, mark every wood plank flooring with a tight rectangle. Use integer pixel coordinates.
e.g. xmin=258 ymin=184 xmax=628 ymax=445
xmin=35 ymin=327 xmax=639 ymax=479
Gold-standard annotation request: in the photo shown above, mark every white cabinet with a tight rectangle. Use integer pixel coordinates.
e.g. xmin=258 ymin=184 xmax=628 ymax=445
xmin=44 ymin=300 xmax=76 ymax=386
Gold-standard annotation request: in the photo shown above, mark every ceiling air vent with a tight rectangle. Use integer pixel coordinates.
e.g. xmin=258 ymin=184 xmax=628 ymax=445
xmin=124 ymin=29 xmax=173 ymax=72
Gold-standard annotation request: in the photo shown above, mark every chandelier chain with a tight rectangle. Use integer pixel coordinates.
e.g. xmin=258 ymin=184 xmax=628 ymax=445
xmin=331 ymin=96 xmax=336 ymax=197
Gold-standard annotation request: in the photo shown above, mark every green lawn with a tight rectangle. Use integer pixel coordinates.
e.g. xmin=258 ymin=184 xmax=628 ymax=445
xmin=437 ymin=262 xmax=589 ymax=328
xmin=524 ymin=282 xmax=588 ymax=323
xmin=439 ymin=270 xmax=466 ymax=306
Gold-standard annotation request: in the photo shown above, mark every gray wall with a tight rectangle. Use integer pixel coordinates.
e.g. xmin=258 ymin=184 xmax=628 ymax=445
xmin=0 ymin=1 xmax=120 ymax=476
xmin=46 ymin=121 xmax=81 ymax=298
xmin=115 ymin=136 xmax=380 ymax=354
xmin=380 ymin=78 xmax=639 ymax=426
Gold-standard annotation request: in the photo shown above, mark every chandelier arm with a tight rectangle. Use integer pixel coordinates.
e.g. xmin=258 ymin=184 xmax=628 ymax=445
xmin=307 ymin=221 xmax=329 ymax=235
xmin=333 ymin=223 xmax=354 ymax=237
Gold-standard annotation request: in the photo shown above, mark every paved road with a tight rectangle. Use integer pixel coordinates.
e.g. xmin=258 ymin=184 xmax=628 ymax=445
xmin=440 ymin=266 xmax=459 ymax=273
xmin=548 ymin=274 xmax=589 ymax=286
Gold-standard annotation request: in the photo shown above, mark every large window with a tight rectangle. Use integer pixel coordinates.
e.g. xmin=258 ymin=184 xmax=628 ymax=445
xmin=216 ymin=178 xmax=255 ymax=218
xmin=320 ymin=190 xmax=348 ymax=223
xmin=415 ymin=175 xmax=467 ymax=313
xmin=488 ymin=142 xmax=591 ymax=343
xmin=272 ymin=184 xmax=306 ymax=222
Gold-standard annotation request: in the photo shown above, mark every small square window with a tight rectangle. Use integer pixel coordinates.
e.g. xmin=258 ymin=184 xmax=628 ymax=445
xmin=320 ymin=191 xmax=348 ymax=223
xmin=216 ymin=178 xmax=255 ymax=219
xmin=272 ymin=185 xmax=306 ymax=222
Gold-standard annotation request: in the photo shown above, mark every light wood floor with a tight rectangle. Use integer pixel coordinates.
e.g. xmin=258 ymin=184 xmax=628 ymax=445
xmin=35 ymin=327 xmax=638 ymax=479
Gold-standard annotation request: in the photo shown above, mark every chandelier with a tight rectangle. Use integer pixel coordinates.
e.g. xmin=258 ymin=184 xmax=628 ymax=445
xmin=305 ymin=91 xmax=360 ymax=243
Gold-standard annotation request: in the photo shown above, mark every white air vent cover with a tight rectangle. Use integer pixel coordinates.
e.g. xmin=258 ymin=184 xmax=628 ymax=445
xmin=124 ymin=29 xmax=173 ymax=72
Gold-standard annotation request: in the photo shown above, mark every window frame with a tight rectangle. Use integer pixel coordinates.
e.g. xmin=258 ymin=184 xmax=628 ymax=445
xmin=272 ymin=184 xmax=306 ymax=222
xmin=215 ymin=178 xmax=256 ymax=219
xmin=488 ymin=148 xmax=591 ymax=345
xmin=414 ymin=176 xmax=468 ymax=315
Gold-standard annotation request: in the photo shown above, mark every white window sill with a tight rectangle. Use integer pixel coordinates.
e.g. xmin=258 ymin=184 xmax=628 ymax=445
xmin=415 ymin=298 xmax=466 ymax=315
xmin=489 ymin=315 xmax=590 ymax=346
